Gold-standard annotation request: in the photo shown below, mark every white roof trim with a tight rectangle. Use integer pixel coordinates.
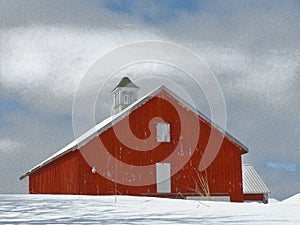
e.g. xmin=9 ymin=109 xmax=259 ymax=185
xmin=20 ymin=85 xmax=248 ymax=180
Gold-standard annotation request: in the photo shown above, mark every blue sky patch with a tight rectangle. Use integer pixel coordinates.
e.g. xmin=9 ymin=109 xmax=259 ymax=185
xmin=103 ymin=0 xmax=201 ymax=24
xmin=0 ymin=98 xmax=26 ymax=112
xmin=104 ymin=0 xmax=133 ymax=14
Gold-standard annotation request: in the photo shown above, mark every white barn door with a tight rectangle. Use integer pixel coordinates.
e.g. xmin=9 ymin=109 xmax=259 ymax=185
xmin=156 ymin=163 xmax=171 ymax=193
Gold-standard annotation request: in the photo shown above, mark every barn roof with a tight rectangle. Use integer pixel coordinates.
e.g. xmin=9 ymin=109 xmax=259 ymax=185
xmin=242 ymin=164 xmax=270 ymax=194
xmin=20 ymin=85 xmax=248 ymax=180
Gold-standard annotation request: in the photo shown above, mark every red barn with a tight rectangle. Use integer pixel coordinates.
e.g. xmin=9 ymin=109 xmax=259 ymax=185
xmin=20 ymin=77 xmax=269 ymax=203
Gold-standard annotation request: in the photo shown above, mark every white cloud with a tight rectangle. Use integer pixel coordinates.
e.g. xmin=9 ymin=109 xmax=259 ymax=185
xmin=201 ymin=46 xmax=299 ymax=101
xmin=1 ymin=26 xmax=160 ymax=113
xmin=0 ymin=139 xmax=22 ymax=155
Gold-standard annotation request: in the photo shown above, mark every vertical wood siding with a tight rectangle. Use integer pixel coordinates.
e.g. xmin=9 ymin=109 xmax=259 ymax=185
xmin=29 ymin=89 xmax=245 ymax=202
xmin=29 ymin=151 xmax=78 ymax=194
xmin=244 ymin=194 xmax=265 ymax=203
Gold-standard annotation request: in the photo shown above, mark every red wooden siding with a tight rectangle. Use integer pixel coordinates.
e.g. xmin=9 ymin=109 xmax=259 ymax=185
xmin=29 ymin=89 xmax=245 ymax=202
xmin=29 ymin=151 xmax=79 ymax=194
xmin=244 ymin=194 xmax=267 ymax=203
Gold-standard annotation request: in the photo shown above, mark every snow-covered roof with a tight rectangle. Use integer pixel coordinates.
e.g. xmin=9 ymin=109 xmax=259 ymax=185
xmin=242 ymin=164 xmax=270 ymax=194
xmin=20 ymin=85 xmax=248 ymax=180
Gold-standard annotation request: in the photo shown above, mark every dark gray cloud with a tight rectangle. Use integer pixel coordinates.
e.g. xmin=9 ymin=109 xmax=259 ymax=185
xmin=0 ymin=0 xmax=299 ymax=199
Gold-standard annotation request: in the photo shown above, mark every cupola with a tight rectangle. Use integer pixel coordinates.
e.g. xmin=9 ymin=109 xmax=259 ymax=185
xmin=112 ymin=77 xmax=140 ymax=114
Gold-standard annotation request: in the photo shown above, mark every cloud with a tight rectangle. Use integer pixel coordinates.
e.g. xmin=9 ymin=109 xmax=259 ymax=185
xmin=160 ymin=0 xmax=300 ymax=115
xmin=0 ymin=139 xmax=22 ymax=155
xmin=202 ymin=46 xmax=299 ymax=112
xmin=1 ymin=26 xmax=160 ymax=114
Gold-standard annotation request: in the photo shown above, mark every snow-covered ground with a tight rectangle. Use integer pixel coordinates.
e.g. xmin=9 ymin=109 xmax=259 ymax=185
xmin=0 ymin=194 xmax=299 ymax=224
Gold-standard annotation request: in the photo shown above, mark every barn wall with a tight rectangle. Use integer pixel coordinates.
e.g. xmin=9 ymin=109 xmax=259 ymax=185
xmin=74 ymin=90 xmax=244 ymax=202
xmin=168 ymin=129 xmax=244 ymax=202
xmin=28 ymin=89 xmax=245 ymax=202
xmin=77 ymin=151 xmax=157 ymax=195
xmin=29 ymin=151 xmax=79 ymax=194
xmin=244 ymin=193 xmax=266 ymax=203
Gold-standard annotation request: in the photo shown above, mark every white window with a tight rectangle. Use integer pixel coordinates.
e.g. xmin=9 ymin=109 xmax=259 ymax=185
xmin=156 ymin=122 xmax=170 ymax=142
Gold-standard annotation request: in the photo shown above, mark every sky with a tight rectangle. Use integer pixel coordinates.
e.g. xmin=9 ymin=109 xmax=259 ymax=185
xmin=0 ymin=0 xmax=299 ymax=200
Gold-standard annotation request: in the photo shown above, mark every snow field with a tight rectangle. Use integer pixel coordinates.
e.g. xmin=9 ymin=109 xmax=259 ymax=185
xmin=0 ymin=194 xmax=299 ymax=224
